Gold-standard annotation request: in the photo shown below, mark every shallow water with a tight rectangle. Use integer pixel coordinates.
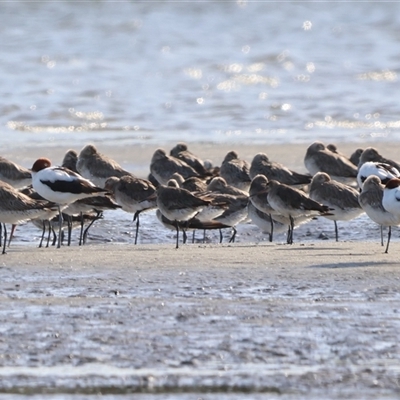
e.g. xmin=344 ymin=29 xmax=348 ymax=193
xmin=1 ymin=2 xmax=400 ymax=151
xmin=8 ymin=207 xmax=400 ymax=251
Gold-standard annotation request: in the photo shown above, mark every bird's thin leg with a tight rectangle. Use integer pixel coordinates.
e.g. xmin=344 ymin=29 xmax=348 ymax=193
xmin=0 ymin=223 xmax=2 ymax=247
xmin=219 ymin=229 xmax=223 ymax=244
xmin=290 ymin=216 xmax=295 ymax=244
xmin=175 ymin=221 xmax=179 ymax=249
xmin=47 ymin=222 xmax=53 ymax=247
xmin=134 ymin=211 xmax=140 ymax=245
xmin=385 ymin=226 xmax=392 ymax=254
xmin=2 ymin=224 xmax=7 ymax=255
xmin=8 ymin=224 xmax=17 ymax=248
xmin=380 ymin=225 xmax=384 ymax=246
xmin=39 ymin=220 xmax=46 ymax=249
xmin=39 ymin=220 xmax=46 ymax=248
xmin=288 ymin=216 xmax=295 ymax=245
xmin=57 ymin=207 xmax=63 ymax=249
xmin=79 ymin=212 xmax=84 ymax=246
xmin=269 ymin=214 xmax=274 ymax=242
xmin=182 ymin=229 xmax=187 ymax=244
xmin=286 ymin=225 xmax=291 ymax=244
xmin=229 ymin=226 xmax=237 ymax=243
xmin=67 ymin=215 xmax=72 ymax=246
xmin=83 ymin=212 xmax=102 ymax=245
xmin=334 ymin=220 xmax=339 ymax=242
xmin=192 ymin=230 xmax=196 ymax=244
xmin=51 ymin=226 xmax=57 ymax=246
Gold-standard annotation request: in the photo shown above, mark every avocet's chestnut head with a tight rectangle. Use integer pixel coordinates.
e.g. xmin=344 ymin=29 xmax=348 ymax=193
xmin=31 ymin=158 xmax=52 ymax=172
xmin=385 ymin=178 xmax=400 ymax=190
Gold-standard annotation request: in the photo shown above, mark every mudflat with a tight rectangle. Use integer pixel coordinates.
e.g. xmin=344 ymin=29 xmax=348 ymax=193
xmin=0 ymin=242 xmax=399 ymax=398
xmin=1 ymin=140 xmax=400 ymax=397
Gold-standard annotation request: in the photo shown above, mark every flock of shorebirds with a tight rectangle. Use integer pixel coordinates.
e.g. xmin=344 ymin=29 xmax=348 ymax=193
xmin=1 ymin=141 xmax=400 ymax=254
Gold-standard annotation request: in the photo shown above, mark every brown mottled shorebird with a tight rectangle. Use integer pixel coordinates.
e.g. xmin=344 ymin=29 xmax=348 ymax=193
xmin=248 ymin=202 xmax=287 ymax=241
xmin=206 ymin=176 xmax=249 ymax=242
xmin=77 ymin=144 xmax=134 ymax=188
xmin=0 ymin=181 xmax=56 ymax=254
xmin=156 ymin=179 xmax=211 ymax=248
xmin=207 ymin=176 xmax=249 ymax=197
xmin=170 ymin=173 xmax=208 ymax=193
xmin=63 ymin=195 xmax=121 ymax=246
xmin=309 ymin=172 xmax=364 ymax=241
xmin=61 ymin=149 xmax=79 ymax=173
xmin=267 ymin=179 xmax=331 ymax=244
xmin=212 ymin=193 xmax=249 ymax=243
xmin=249 ymin=174 xmax=312 ymax=242
xmin=0 ymin=156 xmax=31 ymax=189
xmin=105 ymin=176 xmax=157 ymax=244
xmin=249 ymin=153 xmax=311 ymax=186
xmin=349 ymin=148 xmax=363 ymax=167
xmin=359 ymin=175 xmax=400 ymax=253
xmin=304 ymin=141 xmax=358 ymax=185
xmin=156 ymin=209 xmax=229 ymax=244
xmin=170 ymin=143 xmax=209 ymax=175
xmin=359 ymin=147 xmax=400 ymax=171
xmin=219 ymin=151 xmax=251 ymax=192
xmin=150 ymin=148 xmax=200 ymax=185
xmin=156 ymin=179 xmax=215 ymax=248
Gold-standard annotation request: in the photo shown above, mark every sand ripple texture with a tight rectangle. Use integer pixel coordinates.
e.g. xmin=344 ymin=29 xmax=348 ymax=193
xmin=0 ymin=243 xmax=399 ymax=399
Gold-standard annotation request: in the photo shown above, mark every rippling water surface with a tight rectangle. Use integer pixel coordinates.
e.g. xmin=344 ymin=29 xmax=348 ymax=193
xmin=1 ymin=1 xmax=400 ymax=149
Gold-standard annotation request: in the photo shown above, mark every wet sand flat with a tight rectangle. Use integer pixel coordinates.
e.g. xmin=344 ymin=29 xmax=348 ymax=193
xmin=0 ymin=242 xmax=399 ymax=398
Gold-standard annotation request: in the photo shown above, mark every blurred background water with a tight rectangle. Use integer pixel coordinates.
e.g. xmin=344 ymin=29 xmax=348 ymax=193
xmin=1 ymin=1 xmax=400 ymax=150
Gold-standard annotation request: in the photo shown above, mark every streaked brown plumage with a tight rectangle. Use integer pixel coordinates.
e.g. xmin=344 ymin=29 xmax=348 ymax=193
xmin=0 ymin=156 xmax=31 ymax=189
xmin=105 ymin=175 xmax=157 ymax=244
xmin=304 ymin=141 xmax=358 ymax=184
xmin=219 ymin=151 xmax=251 ymax=192
xmin=309 ymin=172 xmax=363 ymax=241
xmin=250 ymin=153 xmax=311 ymax=186
xmin=150 ymin=149 xmax=200 ymax=185
xmin=267 ymin=179 xmax=331 ymax=244
xmin=170 ymin=143 xmax=209 ymax=175
xmin=77 ymin=144 xmax=134 ymax=188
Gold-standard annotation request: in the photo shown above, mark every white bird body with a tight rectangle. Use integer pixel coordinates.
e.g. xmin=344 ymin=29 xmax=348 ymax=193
xmin=357 ymin=161 xmax=400 ymax=189
xmin=382 ymin=178 xmax=400 ymax=216
xmin=31 ymin=163 xmax=107 ymax=205
xmin=30 ymin=157 xmax=108 ymax=249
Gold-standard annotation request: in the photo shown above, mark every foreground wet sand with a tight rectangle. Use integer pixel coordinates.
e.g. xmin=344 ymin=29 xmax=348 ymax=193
xmin=1 ymin=242 xmax=399 ymax=398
